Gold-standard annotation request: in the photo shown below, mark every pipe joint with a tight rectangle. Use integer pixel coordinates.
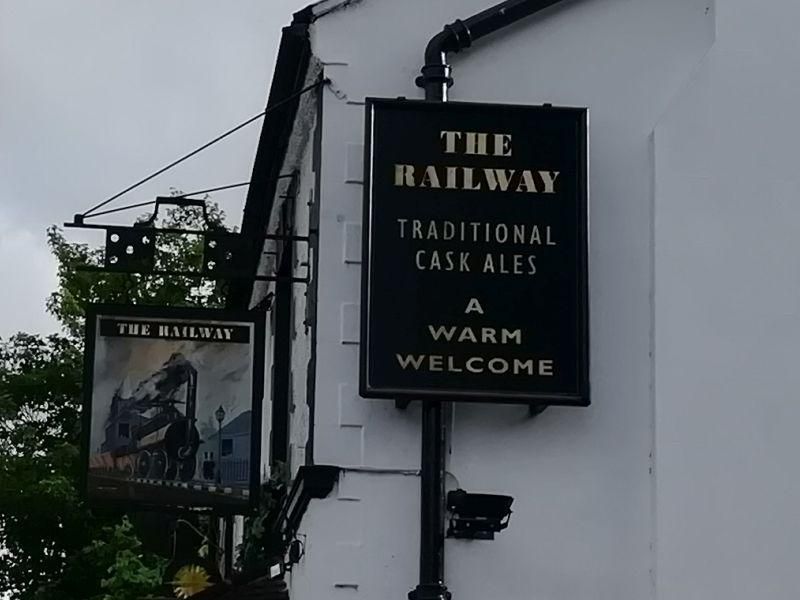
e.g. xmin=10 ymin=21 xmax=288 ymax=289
xmin=443 ymin=19 xmax=473 ymax=53
xmin=417 ymin=0 xmax=566 ymax=97
xmin=416 ymin=19 xmax=473 ymax=97
xmin=415 ymin=63 xmax=453 ymax=90
xmin=409 ymin=583 xmax=452 ymax=600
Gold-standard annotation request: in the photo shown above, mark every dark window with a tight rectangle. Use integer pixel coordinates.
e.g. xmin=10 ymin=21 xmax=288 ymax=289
xmin=118 ymin=423 xmax=130 ymax=439
xmin=221 ymin=439 xmax=233 ymax=457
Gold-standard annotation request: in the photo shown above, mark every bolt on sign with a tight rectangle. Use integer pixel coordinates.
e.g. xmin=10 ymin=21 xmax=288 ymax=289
xmin=81 ymin=305 xmax=265 ymax=511
xmin=360 ymin=99 xmax=589 ymax=405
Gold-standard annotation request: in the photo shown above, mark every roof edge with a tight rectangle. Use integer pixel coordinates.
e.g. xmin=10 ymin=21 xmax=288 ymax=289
xmin=295 ymin=0 xmax=365 ymax=23
xmin=228 ymin=17 xmax=313 ymax=308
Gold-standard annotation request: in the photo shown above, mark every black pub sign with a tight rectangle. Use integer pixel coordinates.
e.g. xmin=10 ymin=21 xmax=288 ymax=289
xmin=360 ymin=99 xmax=589 ymax=405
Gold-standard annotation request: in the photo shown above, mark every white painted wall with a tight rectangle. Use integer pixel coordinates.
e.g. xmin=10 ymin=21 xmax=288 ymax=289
xmin=283 ymin=0 xmax=729 ymax=598
xmin=654 ymin=2 xmax=800 ymax=598
xmin=251 ymin=64 xmax=322 ymax=476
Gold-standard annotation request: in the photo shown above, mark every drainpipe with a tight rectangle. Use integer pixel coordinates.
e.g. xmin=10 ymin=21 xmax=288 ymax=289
xmin=416 ymin=0 xmax=568 ymax=101
xmin=410 ymin=2 xmax=568 ymax=600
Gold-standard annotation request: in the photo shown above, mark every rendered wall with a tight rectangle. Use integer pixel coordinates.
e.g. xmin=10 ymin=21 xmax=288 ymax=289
xmin=654 ymin=2 xmax=800 ymax=598
xmin=294 ymin=0 xmax=716 ymax=598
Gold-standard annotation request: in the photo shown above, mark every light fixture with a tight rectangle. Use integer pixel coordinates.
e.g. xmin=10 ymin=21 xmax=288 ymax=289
xmin=446 ymin=489 xmax=513 ymax=540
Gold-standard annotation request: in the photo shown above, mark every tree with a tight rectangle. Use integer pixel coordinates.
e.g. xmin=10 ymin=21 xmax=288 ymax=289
xmin=47 ymin=199 xmax=229 ymax=339
xmin=0 ymin=201 xmax=228 ymax=600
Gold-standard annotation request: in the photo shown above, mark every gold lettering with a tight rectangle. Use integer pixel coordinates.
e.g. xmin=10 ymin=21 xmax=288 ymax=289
xmin=462 ymin=167 xmax=480 ymax=190
xmin=397 ymin=354 xmax=425 ymax=370
xmin=429 ymin=325 xmax=457 ymax=341
xmin=483 ymin=254 xmax=495 ymax=273
xmin=513 ymin=359 xmax=534 ymax=375
xmin=426 ymin=221 xmax=438 ymax=239
xmin=465 ymin=132 xmax=488 ymax=156
xmin=440 ymin=131 xmax=462 ymax=154
xmin=445 ymin=166 xmax=458 ymax=189
xmin=488 ymin=358 xmax=508 ymax=374
xmin=465 ymin=298 xmax=484 ymax=314
xmin=539 ymin=171 xmax=560 ymax=194
xmin=457 ymin=328 xmax=478 ymax=343
xmin=484 ymin=168 xmax=515 ymax=192
xmin=515 ymin=170 xmax=538 ymax=193
xmin=394 ymin=164 xmax=415 ymax=187
xmin=419 ymin=166 xmax=441 ymax=189
xmin=415 ymin=250 xmax=426 ymax=270
xmin=494 ymin=133 xmax=512 ymax=157
xmin=447 ymin=356 xmax=463 ymax=373
xmin=466 ymin=357 xmax=484 ymax=373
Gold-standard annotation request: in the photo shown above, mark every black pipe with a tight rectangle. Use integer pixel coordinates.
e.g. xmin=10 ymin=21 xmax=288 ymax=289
xmin=411 ymin=1 xmax=569 ymax=599
xmin=410 ymin=402 xmax=449 ymax=600
xmin=417 ymin=0 xmax=568 ymax=100
xmin=224 ymin=515 xmax=234 ymax=577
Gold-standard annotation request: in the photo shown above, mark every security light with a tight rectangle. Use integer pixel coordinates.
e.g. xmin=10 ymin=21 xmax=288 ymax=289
xmin=446 ymin=489 xmax=514 ymax=540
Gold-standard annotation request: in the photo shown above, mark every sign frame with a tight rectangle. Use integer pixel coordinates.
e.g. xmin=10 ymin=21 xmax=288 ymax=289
xmin=360 ymin=97 xmax=590 ymax=406
xmin=80 ymin=303 xmax=266 ymax=513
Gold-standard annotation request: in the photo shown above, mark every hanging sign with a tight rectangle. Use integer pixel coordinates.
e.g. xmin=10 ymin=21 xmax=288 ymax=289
xmin=81 ymin=304 xmax=265 ymax=511
xmin=360 ymin=99 xmax=589 ymax=405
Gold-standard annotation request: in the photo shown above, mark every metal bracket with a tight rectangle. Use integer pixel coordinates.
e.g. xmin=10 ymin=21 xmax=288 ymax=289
xmin=528 ymin=404 xmax=548 ymax=418
xmin=64 ymin=192 xmax=313 ymax=284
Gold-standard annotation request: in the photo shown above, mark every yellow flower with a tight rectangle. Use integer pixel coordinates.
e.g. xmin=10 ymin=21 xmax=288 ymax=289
xmin=172 ymin=565 xmax=212 ymax=599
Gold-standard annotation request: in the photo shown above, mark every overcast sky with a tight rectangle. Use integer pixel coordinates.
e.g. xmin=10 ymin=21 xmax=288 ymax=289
xmin=0 ymin=0 xmax=310 ymax=339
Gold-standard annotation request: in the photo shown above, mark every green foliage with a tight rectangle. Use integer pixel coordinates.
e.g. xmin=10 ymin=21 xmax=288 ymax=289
xmin=236 ymin=463 xmax=289 ymax=578
xmin=0 ymin=202 xmax=230 ymax=600
xmin=0 ymin=333 xmax=91 ymax=599
xmin=47 ymin=201 xmax=229 ymax=339
xmin=89 ymin=518 xmax=168 ymax=600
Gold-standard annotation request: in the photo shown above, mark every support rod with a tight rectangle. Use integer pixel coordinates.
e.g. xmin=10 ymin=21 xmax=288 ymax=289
xmin=411 ymin=2 xmax=570 ymax=599
xmin=410 ymin=401 xmax=449 ymax=600
xmin=74 ymin=265 xmax=309 ymax=284
xmin=62 ymin=221 xmax=312 ymax=242
xmin=410 ymin=14 xmax=457 ymax=599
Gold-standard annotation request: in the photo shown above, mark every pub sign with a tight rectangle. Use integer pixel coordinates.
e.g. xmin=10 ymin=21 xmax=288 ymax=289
xmin=360 ymin=99 xmax=589 ymax=405
xmin=81 ymin=304 xmax=265 ymax=511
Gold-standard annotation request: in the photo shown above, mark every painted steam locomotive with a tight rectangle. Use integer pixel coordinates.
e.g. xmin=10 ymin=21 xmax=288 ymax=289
xmin=96 ymin=353 xmax=201 ymax=483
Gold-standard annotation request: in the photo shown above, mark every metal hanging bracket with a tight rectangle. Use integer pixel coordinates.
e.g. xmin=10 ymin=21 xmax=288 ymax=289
xmin=64 ymin=192 xmax=312 ymax=284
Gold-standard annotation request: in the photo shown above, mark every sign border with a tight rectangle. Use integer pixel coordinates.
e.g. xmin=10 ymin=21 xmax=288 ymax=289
xmin=359 ymin=97 xmax=590 ymax=406
xmin=80 ymin=303 xmax=266 ymax=514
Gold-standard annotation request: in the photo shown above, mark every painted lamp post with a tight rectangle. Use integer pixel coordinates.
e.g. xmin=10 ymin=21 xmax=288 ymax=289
xmin=215 ymin=405 xmax=225 ymax=485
